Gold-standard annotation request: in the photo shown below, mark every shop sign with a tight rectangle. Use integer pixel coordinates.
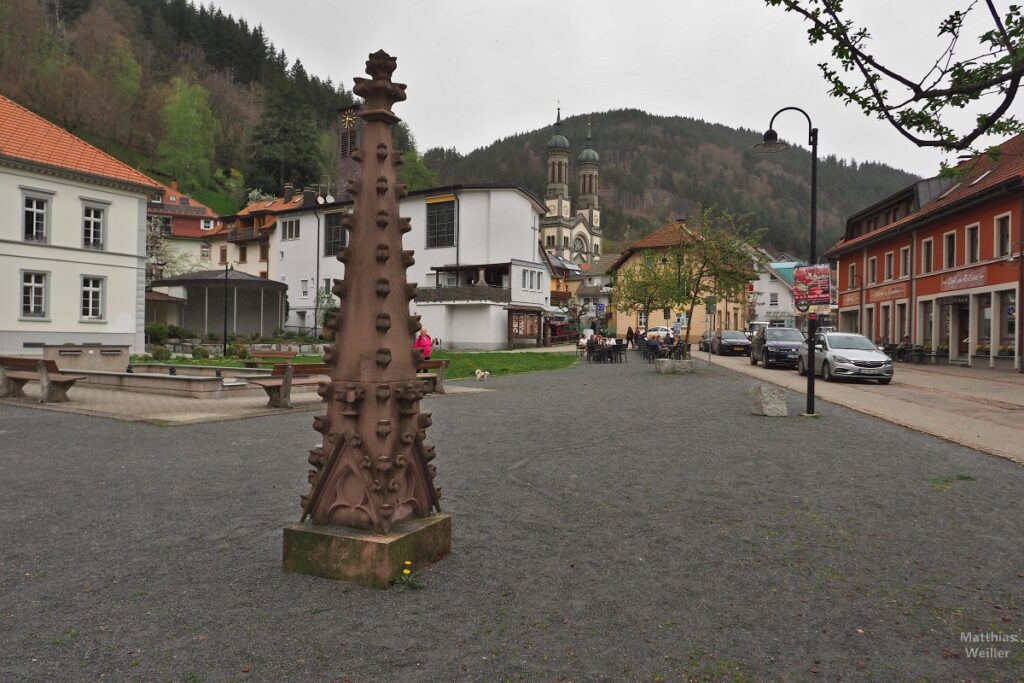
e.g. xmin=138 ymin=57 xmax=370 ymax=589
xmin=937 ymin=295 xmax=969 ymax=306
xmin=940 ymin=266 xmax=987 ymax=292
xmin=868 ymin=282 xmax=908 ymax=303
xmin=839 ymin=291 xmax=861 ymax=307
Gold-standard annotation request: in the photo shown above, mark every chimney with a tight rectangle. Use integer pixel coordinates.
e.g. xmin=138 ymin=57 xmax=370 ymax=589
xmin=283 ymin=183 xmax=294 ymax=202
xmin=302 ymin=187 xmax=317 ymax=207
xmin=171 ymin=178 xmax=178 ymax=191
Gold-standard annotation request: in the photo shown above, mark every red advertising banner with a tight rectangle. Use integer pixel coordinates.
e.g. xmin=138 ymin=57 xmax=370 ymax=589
xmin=794 ymin=265 xmax=832 ymax=306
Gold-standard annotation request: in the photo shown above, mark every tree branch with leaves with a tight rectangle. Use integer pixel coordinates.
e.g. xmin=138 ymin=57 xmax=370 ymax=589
xmin=768 ymin=0 xmax=1024 ymax=151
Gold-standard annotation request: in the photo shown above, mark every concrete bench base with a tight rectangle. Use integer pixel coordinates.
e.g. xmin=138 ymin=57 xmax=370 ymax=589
xmin=654 ymin=359 xmax=695 ymax=375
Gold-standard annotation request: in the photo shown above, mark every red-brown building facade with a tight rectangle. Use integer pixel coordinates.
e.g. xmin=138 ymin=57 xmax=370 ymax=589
xmin=826 ymin=134 xmax=1024 ymax=369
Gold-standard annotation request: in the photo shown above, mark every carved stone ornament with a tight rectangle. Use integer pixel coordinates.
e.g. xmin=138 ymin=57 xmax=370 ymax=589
xmin=299 ymin=51 xmax=440 ymax=535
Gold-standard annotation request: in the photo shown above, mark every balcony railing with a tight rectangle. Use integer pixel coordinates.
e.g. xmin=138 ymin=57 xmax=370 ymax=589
xmin=550 ymin=290 xmax=571 ymax=304
xmin=416 ymin=285 xmax=511 ymax=304
xmin=228 ymin=226 xmax=261 ymax=242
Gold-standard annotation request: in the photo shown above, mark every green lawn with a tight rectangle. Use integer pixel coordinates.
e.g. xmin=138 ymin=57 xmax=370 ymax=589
xmin=133 ymin=351 xmax=578 ymax=378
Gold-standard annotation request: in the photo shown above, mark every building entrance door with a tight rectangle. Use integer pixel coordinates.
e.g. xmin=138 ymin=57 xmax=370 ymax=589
xmin=957 ymin=305 xmax=970 ymax=357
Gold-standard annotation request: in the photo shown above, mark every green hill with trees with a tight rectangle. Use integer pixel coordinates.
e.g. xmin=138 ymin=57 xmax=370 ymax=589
xmin=424 ymin=109 xmax=920 ymax=256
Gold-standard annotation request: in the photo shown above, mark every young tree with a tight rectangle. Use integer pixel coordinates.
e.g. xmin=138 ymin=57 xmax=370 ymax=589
xmin=611 ymin=253 xmax=674 ymax=331
xmin=157 ymin=77 xmax=216 ymax=190
xmin=146 ymin=217 xmax=205 ymax=282
xmin=662 ymin=208 xmax=766 ymax=346
xmin=767 ymin=0 xmax=1024 ymax=151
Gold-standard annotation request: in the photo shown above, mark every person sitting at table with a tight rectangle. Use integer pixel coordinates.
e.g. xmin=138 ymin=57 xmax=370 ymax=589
xmin=897 ymin=334 xmax=912 ymax=361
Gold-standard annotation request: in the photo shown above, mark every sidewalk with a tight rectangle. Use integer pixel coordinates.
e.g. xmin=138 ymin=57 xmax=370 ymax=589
xmin=703 ymin=352 xmax=1024 ymax=465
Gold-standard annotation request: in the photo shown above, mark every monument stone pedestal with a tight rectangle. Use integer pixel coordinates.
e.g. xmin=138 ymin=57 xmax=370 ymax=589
xmin=282 ymin=514 xmax=451 ymax=589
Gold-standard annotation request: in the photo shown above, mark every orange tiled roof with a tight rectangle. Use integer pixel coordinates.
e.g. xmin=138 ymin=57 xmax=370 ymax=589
xmin=0 ymin=94 xmax=158 ymax=190
xmin=234 ymin=194 xmax=305 ymax=217
xmin=148 ymin=179 xmax=216 ymax=218
xmin=608 ymin=220 xmax=693 ymax=271
xmin=826 ymin=133 xmax=1024 ymax=257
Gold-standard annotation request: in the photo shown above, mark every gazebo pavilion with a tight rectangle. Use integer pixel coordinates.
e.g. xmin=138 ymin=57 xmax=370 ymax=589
xmin=150 ymin=269 xmax=287 ymax=338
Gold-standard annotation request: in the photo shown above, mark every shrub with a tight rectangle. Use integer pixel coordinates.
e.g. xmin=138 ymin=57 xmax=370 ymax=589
xmin=192 ymin=346 xmax=210 ymax=360
xmin=145 ymin=321 xmax=168 ymax=344
xmin=226 ymin=343 xmax=249 ymax=359
xmin=151 ymin=346 xmax=172 ymax=361
xmin=168 ymin=325 xmax=196 ymax=339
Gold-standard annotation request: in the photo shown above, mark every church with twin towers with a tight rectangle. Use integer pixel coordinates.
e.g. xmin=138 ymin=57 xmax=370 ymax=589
xmin=540 ymin=109 xmax=603 ymax=266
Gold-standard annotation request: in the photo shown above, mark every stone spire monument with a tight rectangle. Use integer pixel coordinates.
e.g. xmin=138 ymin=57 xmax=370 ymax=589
xmin=284 ymin=51 xmax=450 ymax=587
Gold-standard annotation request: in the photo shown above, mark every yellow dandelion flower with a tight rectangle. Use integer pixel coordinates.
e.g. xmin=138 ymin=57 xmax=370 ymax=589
xmin=402 ymin=569 xmax=411 ymax=575
xmin=404 ymin=560 xmax=413 ymax=566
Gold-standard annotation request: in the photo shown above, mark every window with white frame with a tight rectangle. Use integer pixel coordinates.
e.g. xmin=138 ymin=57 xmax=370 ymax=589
xmin=81 ymin=277 xmax=104 ymax=320
xmin=21 ymin=272 xmax=47 ymax=318
xmin=638 ymin=310 xmax=648 ymax=327
xmin=201 ymin=218 xmax=215 ymax=231
xmin=884 ymin=252 xmax=894 ymax=280
xmin=23 ymin=195 xmax=48 ymax=242
xmin=300 ymin=279 xmax=309 ymax=297
xmin=944 ymin=232 xmax=956 ymax=268
xmin=848 ymin=263 xmax=856 ymax=288
xmin=868 ymin=256 xmax=877 ymax=284
xmin=966 ymin=224 xmax=980 ymax=263
xmin=522 ymin=270 xmax=527 ymax=289
xmin=996 ymin=214 xmax=1011 ymax=257
xmin=200 ymin=244 xmax=211 ymax=259
xmin=922 ymin=239 xmax=934 ymax=274
xmin=82 ymin=205 xmax=104 ymax=249
xmin=769 ymin=292 xmax=779 ymax=306
xmin=281 ymin=219 xmax=300 ymax=240
xmin=900 ymin=247 xmax=910 ymax=277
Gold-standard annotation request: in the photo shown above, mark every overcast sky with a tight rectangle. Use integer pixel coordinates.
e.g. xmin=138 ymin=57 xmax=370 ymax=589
xmin=211 ymin=0 xmax=1019 ymax=178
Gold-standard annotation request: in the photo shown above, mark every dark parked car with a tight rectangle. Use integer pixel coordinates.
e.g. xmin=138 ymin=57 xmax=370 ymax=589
xmin=698 ymin=330 xmax=714 ymax=352
xmin=712 ymin=330 xmax=751 ymax=356
xmin=749 ymin=326 xmax=805 ymax=368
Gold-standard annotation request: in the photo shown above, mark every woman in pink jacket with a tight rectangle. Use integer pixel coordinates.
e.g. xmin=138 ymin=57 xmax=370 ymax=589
xmin=414 ymin=328 xmax=433 ymax=360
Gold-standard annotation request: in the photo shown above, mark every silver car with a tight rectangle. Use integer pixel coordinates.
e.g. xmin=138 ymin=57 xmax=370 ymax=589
xmin=797 ymin=332 xmax=893 ymax=385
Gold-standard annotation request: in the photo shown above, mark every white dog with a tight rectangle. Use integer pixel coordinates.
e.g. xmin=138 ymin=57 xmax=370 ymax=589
xmin=474 ymin=369 xmax=491 ymax=381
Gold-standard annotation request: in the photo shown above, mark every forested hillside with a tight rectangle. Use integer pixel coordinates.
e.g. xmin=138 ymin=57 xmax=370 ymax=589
xmin=0 ymin=0 xmax=361 ymax=213
xmin=424 ymin=110 xmax=920 ymax=256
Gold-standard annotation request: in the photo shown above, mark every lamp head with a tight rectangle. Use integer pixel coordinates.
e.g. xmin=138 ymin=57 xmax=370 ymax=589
xmin=753 ymin=128 xmax=789 ymax=154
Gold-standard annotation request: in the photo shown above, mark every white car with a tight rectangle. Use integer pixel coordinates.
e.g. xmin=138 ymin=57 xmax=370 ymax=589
xmin=798 ymin=332 xmax=893 ymax=384
xmin=645 ymin=326 xmax=672 ymax=339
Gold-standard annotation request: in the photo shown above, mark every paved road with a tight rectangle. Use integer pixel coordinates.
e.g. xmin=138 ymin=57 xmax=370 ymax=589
xmin=703 ymin=350 xmax=1024 ymax=465
xmin=2 ymin=357 xmax=1022 ymax=681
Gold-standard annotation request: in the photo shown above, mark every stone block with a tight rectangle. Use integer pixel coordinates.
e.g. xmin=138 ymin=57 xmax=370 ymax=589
xmin=654 ymin=359 xmax=695 ymax=374
xmin=282 ymin=514 xmax=451 ymax=588
xmin=750 ymin=384 xmax=788 ymax=416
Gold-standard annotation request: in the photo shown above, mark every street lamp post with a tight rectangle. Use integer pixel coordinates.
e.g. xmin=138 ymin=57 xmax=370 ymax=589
xmin=754 ymin=107 xmax=819 ymax=416
xmin=223 ymin=260 xmax=232 ymax=357
xmin=1009 ymin=241 xmax=1024 ymax=373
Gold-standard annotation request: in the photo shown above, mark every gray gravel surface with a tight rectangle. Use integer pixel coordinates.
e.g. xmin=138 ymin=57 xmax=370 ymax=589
xmin=1 ymin=357 xmax=1022 ymax=682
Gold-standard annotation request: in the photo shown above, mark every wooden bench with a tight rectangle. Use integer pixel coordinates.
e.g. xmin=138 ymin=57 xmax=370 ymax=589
xmin=0 ymin=356 xmax=87 ymax=403
xmin=243 ymin=350 xmax=299 ymax=368
xmin=417 ymin=359 xmax=450 ymax=395
xmin=248 ymin=363 xmax=329 ymax=408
